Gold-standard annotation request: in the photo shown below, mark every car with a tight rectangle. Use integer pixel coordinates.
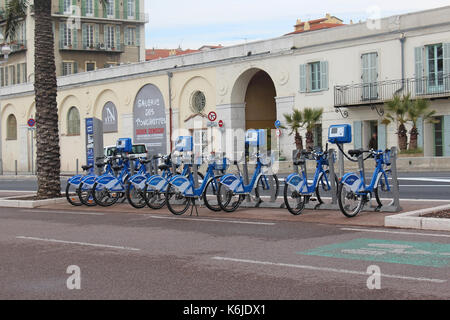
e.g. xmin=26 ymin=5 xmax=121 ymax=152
xmin=104 ymin=144 xmax=148 ymax=158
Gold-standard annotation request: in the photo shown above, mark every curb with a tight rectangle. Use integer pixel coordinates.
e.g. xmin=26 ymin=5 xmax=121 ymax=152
xmin=385 ymin=204 xmax=450 ymax=231
xmin=0 ymin=195 xmax=67 ymax=208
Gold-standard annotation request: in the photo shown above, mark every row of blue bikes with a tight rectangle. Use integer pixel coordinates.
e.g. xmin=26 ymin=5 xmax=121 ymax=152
xmin=66 ymin=131 xmax=394 ymax=218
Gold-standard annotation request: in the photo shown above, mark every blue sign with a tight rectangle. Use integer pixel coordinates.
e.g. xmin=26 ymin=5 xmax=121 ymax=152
xmin=297 ymin=238 xmax=450 ymax=268
xmin=274 ymin=120 xmax=281 ymax=129
xmin=86 ymin=118 xmax=95 ymax=173
xmin=27 ymin=118 xmax=36 ymax=128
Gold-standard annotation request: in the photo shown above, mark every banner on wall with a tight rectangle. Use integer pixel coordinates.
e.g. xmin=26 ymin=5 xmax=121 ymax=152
xmin=102 ymin=101 xmax=118 ymax=133
xmin=133 ymin=84 xmax=167 ymax=155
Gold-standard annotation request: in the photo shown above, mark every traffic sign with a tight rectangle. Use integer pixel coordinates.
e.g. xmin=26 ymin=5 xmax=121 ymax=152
xmin=208 ymin=111 xmax=217 ymax=122
xmin=218 ymin=120 xmax=224 ymax=128
xmin=276 ymin=128 xmax=282 ymax=137
xmin=274 ymin=120 xmax=281 ymax=129
xmin=27 ymin=118 xmax=36 ymax=128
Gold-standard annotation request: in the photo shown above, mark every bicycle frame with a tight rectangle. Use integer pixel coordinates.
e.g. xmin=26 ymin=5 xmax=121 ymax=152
xmin=219 ymin=159 xmax=268 ymax=194
xmin=170 ymin=162 xmax=218 ymax=197
xmin=285 ymin=154 xmax=330 ymax=194
xmin=95 ymin=158 xmax=131 ymax=192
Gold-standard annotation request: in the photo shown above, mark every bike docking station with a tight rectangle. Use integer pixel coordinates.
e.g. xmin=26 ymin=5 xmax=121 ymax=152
xmin=237 ymin=129 xmax=281 ymax=209
xmin=329 ymin=124 xmax=402 ymax=215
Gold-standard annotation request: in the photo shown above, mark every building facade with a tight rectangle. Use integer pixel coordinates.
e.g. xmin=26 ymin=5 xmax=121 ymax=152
xmin=0 ymin=0 xmax=146 ymax=86
xmin=0 ymin=6 xmax=449 ymax=173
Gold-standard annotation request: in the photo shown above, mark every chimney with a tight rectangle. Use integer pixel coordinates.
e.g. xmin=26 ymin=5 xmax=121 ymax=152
xmin=326 ymin=13 xmax=331 ymax=20
xmin=304 ymin=21 xmax=310 ymax=31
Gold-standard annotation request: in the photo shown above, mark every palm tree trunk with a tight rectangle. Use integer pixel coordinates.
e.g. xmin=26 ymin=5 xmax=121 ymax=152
xmin=409 ymin=126 xmax=418 ymax=151
xmin=398 ymin=123 xmax=408 ymax=151
xmin=34 ymin=0 xmax=61 ymax=199
xmin=305 ymin=130 xmax=314 ymax=151
xmin=294 ymin=131 xmax=303 ymax=151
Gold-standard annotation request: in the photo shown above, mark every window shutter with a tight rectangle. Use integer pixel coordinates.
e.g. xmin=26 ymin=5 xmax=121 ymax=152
xmin=82 ymin=24 xmax=87 ymax=48
xmin=16 ymin=64 xmax=21 ymax=84
xmin=94 ymin=24 xmax=99 ymax=46
xmin=377 ymin=122 xmax=387 ymax=151
xmin=104 ymin=25 xmax=108 ymax=48
xmin=299 ymin=64 xmax=307 ymax=93
xmin=62 ymin=62 xmax=66 ymax=76
xmin=135 ymin=0 xmax=140 ymax=20
xmin=72 ymin=27 xmax=78 ymax=48
xmin=59 ymin=23 xmax=64 ymax=48
xmin=443 ymin=43 xmax=450 ymax=91
xmin=94 ymin=0 xmax=99 ymax=17
xmin=353 ymin=121 xmax=362 ymax=149
xmin=124 ymin=0 xmax=128 ymax=18
xmin=115 ymin=0 xmax=120 ymax=18
xmin=73 ymin=62 xmax=78 ymax=74
xmin=444 ymin=116 xmax=450 ymax=157
xmin=320 ymin=61 xmax=328 ymax=91
xmin=415 ymin=47 xmax=424 ymax=95
xmin=124 ymin=27 xmax=129 ymax=46
xmin=59 ymin=0 xmax=63 ymax=13
xmin=417 ymin=117 xmax=424 ymax=149
xmin=81 ymin=0 xmax=86 ymax=16
xmin=135 ymin=26 xmax=140 ymax=46
xmin=116 ymin=25 xmax=121 ymax=50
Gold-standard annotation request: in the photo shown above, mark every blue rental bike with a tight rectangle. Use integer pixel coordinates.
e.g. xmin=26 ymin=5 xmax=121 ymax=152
xmin=216 ymin=153 xmax=279 ymax=213
xmin=284 ymin=145 xmax=338 ymax=215
xmin=165 ymin=155 xmax=228 ymax=215
xmin=338 ymin=148 xmax=393 ymax=217
xmin=92 ymin=154 xmax=132 ymax=207
xmin=66 ymin=163 xmax=96 ymax=206
xmin=125 ymin=157 xmax=154 ymax=209
xmin=76 ymin=157 xmax=114 ymax=206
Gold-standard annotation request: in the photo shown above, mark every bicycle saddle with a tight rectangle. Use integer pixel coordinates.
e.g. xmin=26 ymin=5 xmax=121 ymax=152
xmin=82 ymin=165 xmax=93 ymax=171
xmin=348 ymin=149 xmax=363 ymax=157
xmin=293 ymin=159 xmax=305 ymax=166
xmin=158 ymin=164 xmax=171 ymax=171
xmin=95 ymin=163 xmax=104 ymax=168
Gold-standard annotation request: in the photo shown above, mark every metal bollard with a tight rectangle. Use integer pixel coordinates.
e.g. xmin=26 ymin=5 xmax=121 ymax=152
xmin=389 ymin=147 xmax=402 ymax=212
xmin=76 ymin=158 xmax=79 ymax=175
xmin=15 ymin=160 xmax=18 ymax=176
xmin=328 ymin=148 xmax=338 ymax=205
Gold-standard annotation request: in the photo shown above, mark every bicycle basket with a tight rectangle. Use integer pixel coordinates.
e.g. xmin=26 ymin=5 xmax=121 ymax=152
xmin=383 ymin=150 xmax=391 ymax=165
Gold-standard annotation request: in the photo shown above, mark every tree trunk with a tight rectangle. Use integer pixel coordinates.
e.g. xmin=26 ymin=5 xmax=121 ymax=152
xmin=294 ymin=131 xmax=303 ymax=151
xmin=398 ymin=123 xmax=408 ymax=151
xmin=34 ymin=0 xmax=61 ymax=199
xmin=409 ymin=126 xmax=418 ymax=151
xmin=305 ymin=130 xmax=314 ymax=151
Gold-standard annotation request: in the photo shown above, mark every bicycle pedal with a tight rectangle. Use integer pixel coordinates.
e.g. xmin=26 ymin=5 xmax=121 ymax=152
xmin=310 ymin=197 xmax=317 ymax=202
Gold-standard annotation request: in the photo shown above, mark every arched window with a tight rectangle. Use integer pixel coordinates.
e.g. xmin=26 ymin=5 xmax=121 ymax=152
xmin=6 ymin=114 xmax=17 ymax=140
xmin=67 ymin=107 xmax=80 ymax=135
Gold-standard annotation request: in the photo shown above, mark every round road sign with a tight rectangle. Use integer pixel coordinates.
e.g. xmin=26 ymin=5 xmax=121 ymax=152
xmin=27 ymin=118 xmax=36 ymax=128
xmin=218 ymin=120 xmax=224 ymax=128
xmin=208 ymin=111 xmax=217 ymax=122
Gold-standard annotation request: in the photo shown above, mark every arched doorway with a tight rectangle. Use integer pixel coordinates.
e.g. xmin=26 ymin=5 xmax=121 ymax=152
xmin=244 ymin=70 xmax=277 ymax=130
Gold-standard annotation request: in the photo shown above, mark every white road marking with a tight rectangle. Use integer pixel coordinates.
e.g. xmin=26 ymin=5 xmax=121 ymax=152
xmin=147 ymin=215 xmax=275 ymax=226
xmin=16 ymin=236 xmax=140 ymax=251
xmin=20 ymin=209 xmax=105 ymax=216
xmin=211 ymin=256 xmax=447 ymax=283
xmin=400 ymin=185 xmax=450 ymax=187
xmin=399 ymin=177 xmax=450 ymax=183
xmin=341 ymin=227 xmax=450 ymax=238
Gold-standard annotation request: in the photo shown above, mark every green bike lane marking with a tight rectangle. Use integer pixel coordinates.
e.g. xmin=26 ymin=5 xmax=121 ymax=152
xmin=297 ymin=238 xmax=450 ymax=268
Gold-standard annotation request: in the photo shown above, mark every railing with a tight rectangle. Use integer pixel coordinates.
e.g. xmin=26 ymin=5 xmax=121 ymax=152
xmin=335 ymin=74 xmax=450 ymax=107
xmin=59 ymin=40 xmax=124 ymax=52
xmin=0 ymin=40 xmax=27 ymax=55
xmin=51 ymin=5 xmax=149 ymax=23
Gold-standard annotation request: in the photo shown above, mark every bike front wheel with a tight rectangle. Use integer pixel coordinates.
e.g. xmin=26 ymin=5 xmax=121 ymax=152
xmin=144 ymin=185 xmax=167 ymax=210
xmin=283 ymin=184 xmax=306 ymax=215
xmin=374 ymin=171 xmax=395 ymax=209
xmin=316 ymin=170 xmax=339 ymax=204
xmin=254 ymin=174 xmax=279 ymax=204
xmin=337 ymin=183 xmax=364 ymax=218
xmin=77 ymin=182 xmax=97 ymax=206
xmin=92 ymin=182 xmax=120 ymax=207
xmin=126 ymin=183 xmax=147 ymax=209
xmin=66 ymin=183 xmax=82 ymax=206
xmin=202 ymin=176 xmax=222 ymax=212
xmin=165 ymin=184 xmax=191 ymax=215
xmin=217 ymin=183 xmax=244 ymax=213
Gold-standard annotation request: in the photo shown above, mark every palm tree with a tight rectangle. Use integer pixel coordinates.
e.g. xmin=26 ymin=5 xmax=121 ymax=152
xmin=302 ymin=107 xmax=323 ymax=151
xmin=382 ymin=94 xmax=412 ymax=151
xmin=407 ymin=98 xmax=438 ymax=150
xmin=281 ymin=108 xmax=304 ymax=152
xmin=4 ymin=0 xmax=106 ymax=199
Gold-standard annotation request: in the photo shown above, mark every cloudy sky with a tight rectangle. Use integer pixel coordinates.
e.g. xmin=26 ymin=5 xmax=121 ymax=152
xmin=144 ymin=0 xmax=449 ymax=50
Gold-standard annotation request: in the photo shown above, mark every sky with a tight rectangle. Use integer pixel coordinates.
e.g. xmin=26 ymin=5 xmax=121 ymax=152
xmin=144 ymin=0 xmax=450 ymax=50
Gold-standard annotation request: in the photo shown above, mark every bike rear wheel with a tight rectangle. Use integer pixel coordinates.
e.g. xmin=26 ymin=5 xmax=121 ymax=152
xmin=92 ymin=182 xmax=121 ymax=207
xmin=77 ymin=182 xmax=97 ymax=206
xmin=126 ymin=183 xmax=147 ymax=209
xmin=144 ymin=185 xmax=167 ymax=210
xmin=283 ymin=184 xmax=306 ymax=215
xmin=203 ymin=176 xmax=222 ymax=212
xmin=374 ymin=171 xmax=395 ymax=209
xmin=217 ymin=183 xmax=244 ymax=213
xmin=316 ymin=170 xmax=339 ymax=204
xmin=66 ymin=183 xmax=82 ymax=206
xmin=337 ymin=183 xmax=364 ymax=217
xmin=254 ymin=174 xmax=279 ymax=204
xmin=165 ymin=184 xmax=191 ymax=215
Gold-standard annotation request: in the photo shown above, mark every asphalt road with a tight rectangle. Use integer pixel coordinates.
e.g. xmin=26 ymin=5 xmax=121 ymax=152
xmin=1 ymin=170 xmax=449 ymax=200
xmin=0 ymin=206 xmax=449 ymax=300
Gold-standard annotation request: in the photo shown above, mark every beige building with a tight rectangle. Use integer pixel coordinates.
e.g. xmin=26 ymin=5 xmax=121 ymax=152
xmin=0 ymin=0 xmax=146 ymax=86
xmin=1 ymin=6 xmax=450 ymax=173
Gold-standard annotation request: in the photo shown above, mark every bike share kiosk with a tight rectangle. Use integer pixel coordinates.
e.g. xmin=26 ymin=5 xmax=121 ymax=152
xmin=85 ymin=117 xmax=104 ymax=175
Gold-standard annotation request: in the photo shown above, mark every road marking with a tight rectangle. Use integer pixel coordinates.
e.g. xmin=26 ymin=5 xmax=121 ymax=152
xmin=146 ymin=215 xmax=275 ymax=226
xmin=399 ymin=177 xmax=450 ymax=183
xmin=211 ymin=256 xmax=446 ymax=283
xmin=341 ymin=227 xmax=450 ymax=238
xmin=16 ymin=236 xmax=140 ymax=251
xmin=20 ymin=209 xmax=105 ymax=216
xmin=400 ymin=185 xmax=450 ymax=187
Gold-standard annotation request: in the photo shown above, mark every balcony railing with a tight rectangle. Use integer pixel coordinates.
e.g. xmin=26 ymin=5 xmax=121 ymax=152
xmin=59 ymin=40 xmax=124 ymax=52
xmin=0 ymin=40 xmax=27 ymax=56
xmin=334 ymin=74 xmax=450 ymax=107
xmin=51 ymin=5 xmax=149 ymax=23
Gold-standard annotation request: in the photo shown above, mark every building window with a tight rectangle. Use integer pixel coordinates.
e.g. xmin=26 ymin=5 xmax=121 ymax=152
xmin=191 ymin=91 xmax=206 ymax=113
xmin=9 ymin=65 xmax=15 ymax=85
xmin=309 ymin=62 xmax=321 ymax=92
xmin=21 ymin=63 xmax=27 ymax=83
xmin=86 ymin=62 xmax=96 ymax=71
xmin=67 ymin=107 xmax=80 ymax=135
xmin=106 ymin=25 xmax=115 ymax=49
xmin=86 ymin=0 xmax=93 ymax=16
xmin=362 ymin=52 xmax=378 ymax=100
xmin=63 ymin=23 xmax=72 ymax=47
xmin=4 ymin=65 xmax=8 ymax=86
xmin=62 ymin=61 xmax=77 ymax=75
xmin=427 ymin=44 xmax=444 ymax=91
xmin=125 ymin=27 xmax=136 ymax=46
xmin=106 ymin=0 xmax=114 ymax=17
xmin=16 ymin=64 xmax=21 ymax=84
xmin=127 ymin=0 xmax=135 ymax=18
xmin=7 ymin=114 xmax=17 ymax=140
xmin=86 ymin=24 xmax=94 ymax=48
xmin=63 ymin=0 xmax=71 ymax=13
xmin=0 ymin=67 xmax=4 ymax=87
xmin=300 ymin=61 xmax=329 ymax=93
